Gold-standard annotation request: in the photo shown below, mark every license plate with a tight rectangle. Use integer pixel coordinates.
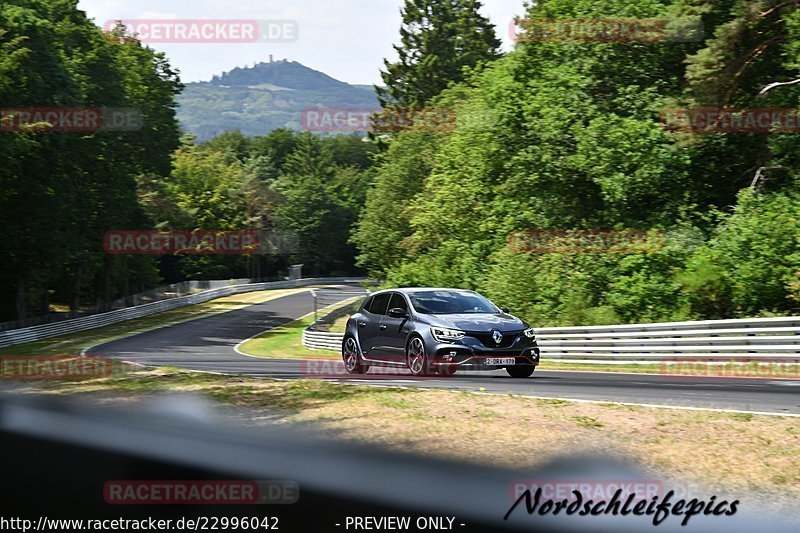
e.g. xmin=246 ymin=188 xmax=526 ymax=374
xmin=486 ymin=358 xmax=515 ymax=366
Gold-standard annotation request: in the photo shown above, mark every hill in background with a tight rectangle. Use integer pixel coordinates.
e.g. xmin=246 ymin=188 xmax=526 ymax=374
xmin=176 ymin=59 xmax=379 ymax=141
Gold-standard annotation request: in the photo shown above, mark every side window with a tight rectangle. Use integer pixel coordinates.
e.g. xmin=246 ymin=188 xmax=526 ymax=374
xmin=361 ymin=296 xmax=373 ymax=312
xmin=388 ymin=293 xmax=408 ymax=314
xmin=367 ymin=293 xmax=391 ymax=315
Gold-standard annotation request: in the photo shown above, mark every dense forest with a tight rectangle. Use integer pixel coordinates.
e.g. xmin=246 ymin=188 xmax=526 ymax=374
xmin=1 ymin=0 xmax=799 ymax=326
xmin=0 ymin=0 xmax=375 ymax=322
xmin=354 ymin=0 xmax=800 ymax=325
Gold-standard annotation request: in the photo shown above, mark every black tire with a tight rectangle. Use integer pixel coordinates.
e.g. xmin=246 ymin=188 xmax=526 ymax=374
xmin=342 ymin=336 xmax=369 ymax=375
xmin=406 ymin=336 xmax=436 ymax=376
xmin=506 ymin=365 xmax=535 ymax=378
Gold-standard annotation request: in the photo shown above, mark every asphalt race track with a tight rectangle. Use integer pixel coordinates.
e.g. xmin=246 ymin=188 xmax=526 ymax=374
xmin=87 ymin=286 xmax=800 ymax=416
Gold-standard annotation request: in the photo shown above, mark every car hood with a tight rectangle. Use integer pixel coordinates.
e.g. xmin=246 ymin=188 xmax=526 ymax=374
xmin=423 ymin=313 xmax=526 ymax=332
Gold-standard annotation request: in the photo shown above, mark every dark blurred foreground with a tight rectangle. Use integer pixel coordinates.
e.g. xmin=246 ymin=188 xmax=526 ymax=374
xmin=0 ymin=392 xmax=793 ymax=533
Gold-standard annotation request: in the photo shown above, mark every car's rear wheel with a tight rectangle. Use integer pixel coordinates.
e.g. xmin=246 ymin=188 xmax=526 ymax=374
xmin=407 ymin=336 xmax=435 ymax=376
xmin=506 ymin=365 xmax=535 ymax=378
xmin=342 ymin=336 xmax=369 ymax=375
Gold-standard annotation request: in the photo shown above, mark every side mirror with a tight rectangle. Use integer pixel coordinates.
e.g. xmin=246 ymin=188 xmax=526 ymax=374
xmin=387 ymin=307 xmax=408 ymax=319
xmin=501 ymin=308 xmax=510 ymax=314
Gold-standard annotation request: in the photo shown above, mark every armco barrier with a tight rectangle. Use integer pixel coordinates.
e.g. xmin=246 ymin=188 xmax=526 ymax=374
xmin=303 ymin=330 xmax=347 ymax=351
xmin=0 ymin=278 xmax=363 ymax=349
xmin=302 ymin=316 xmax=800 ymax=362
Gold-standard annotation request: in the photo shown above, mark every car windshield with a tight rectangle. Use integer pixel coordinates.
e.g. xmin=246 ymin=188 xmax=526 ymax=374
xmin=408 ymin=291 xmax=498 ymax=315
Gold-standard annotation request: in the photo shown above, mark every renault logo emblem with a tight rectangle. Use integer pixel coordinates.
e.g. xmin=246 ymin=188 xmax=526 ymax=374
xmin=492 ymin=330 xmax=503 ymax=344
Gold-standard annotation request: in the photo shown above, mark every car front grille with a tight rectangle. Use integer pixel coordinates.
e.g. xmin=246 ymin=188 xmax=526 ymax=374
xmin=466 ymin=331 xmax=522 ymax=349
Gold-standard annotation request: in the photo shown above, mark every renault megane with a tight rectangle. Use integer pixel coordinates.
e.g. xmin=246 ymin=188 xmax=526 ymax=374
xmin=342 ymin=288 xmax=540 ymax=377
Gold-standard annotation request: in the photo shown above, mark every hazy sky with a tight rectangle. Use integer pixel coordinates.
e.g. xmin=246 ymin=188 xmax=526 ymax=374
xmin=77 ymin=0 xmax=526 ymax=85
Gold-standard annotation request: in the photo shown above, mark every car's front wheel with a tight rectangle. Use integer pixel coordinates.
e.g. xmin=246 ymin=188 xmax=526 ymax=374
xmin=406 ymin=336 xmax=435 ymax=376
xmin=342 ymin=336 xmax=369 ymax=375
xmin=506 ymin=365 xmax=535 ymax=378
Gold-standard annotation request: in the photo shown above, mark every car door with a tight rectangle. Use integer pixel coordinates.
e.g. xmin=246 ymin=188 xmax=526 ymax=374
xmin=376 ymin=292 xmax=412 ymax=365
xmin=357 ymin=292 xmax=391 ymax=360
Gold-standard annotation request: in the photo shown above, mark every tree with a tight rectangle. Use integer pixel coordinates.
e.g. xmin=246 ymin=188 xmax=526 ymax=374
xmin=0 ymin=0 xmax=181 ymax=321
xmin=681 ymin=189 xmax=800 ymax=317
xmin=351 ymin=131 xmax=441 ymax=276
xmin=274 ymin=135 xmax=356 ymax=274
xmin=359 ymin=0 xmax=800 ymax=324
xmin=376 ymin=0 xmax=501 ymax=109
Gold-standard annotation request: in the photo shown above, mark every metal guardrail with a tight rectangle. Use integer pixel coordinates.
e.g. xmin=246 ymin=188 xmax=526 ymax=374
xmin=0 ymin=278 xmax=363 ymax=349
xmin=302 ymin=316 xmax=800 ymax=362
xmin=310 ymin=288 xmax=370 ymax=324
xmin=303 ymin=329 xmax=347 ymax=351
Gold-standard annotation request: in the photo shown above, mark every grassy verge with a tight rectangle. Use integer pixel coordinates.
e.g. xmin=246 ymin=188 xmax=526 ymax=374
xmin=0 ymin=287 xmax=309 ymax=358
xmin=237 ymin=314 xmax=335 ymax=359
xmin=16 ymin=366 xmax=800 ymax=507
xmin=237 ymin=298 xmax=356 ymax=359
xmin=237 ymin=313 xmax=340 ymax=359
xmin=540 ymin=361 xmax=670 ymax=373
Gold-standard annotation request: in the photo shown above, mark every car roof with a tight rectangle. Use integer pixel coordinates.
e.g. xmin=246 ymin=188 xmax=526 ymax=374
xmin=370 ymin=288 xmax=476 ymax=295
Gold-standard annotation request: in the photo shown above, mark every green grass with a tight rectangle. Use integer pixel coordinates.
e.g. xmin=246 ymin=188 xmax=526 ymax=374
xmin=540 ymin=361 xmax=667 ymax=373
xmin=238 ymin=314 xmax=334 ymax=359
xmin=238 ymin=297 xmax=360 ymax=359
xmin=237 ymin=313 xmax=340 ymax=359
xmin=540 ymin=360 xmax=800 ymax=378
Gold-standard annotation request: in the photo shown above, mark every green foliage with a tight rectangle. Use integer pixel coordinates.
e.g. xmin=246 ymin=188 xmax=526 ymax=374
xmin=0 ymin=3 xmax=374 ymax=321
xmin=140 ymin=130 xmax=376 ymax=282
xmin=377 ymin=0 xmax=501 ymax=109
xmin=354 ymin=0 xmax=800 ymax=326
xmin=273 ymin=134 xmax=370 ymax=275
xmin=0 ymin=0 xmax=181 ymax=320
xmin=5 ymin=0 xmax=799 ymax=328
xmin=351 ymin=131 xmax=442 ymax=276
xmin=681 ymin=190 xmax=800 ymax=317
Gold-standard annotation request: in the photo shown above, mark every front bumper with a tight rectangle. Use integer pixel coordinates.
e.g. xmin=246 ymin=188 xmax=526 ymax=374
xmin=429 ymin=340 xmax=541 ymax=370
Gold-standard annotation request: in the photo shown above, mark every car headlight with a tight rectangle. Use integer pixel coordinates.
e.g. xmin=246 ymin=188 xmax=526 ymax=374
xmin=524 ymin=328 xmax=536 ymax=339
xmin=431 ymin=327 xmax=465 ymax=342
